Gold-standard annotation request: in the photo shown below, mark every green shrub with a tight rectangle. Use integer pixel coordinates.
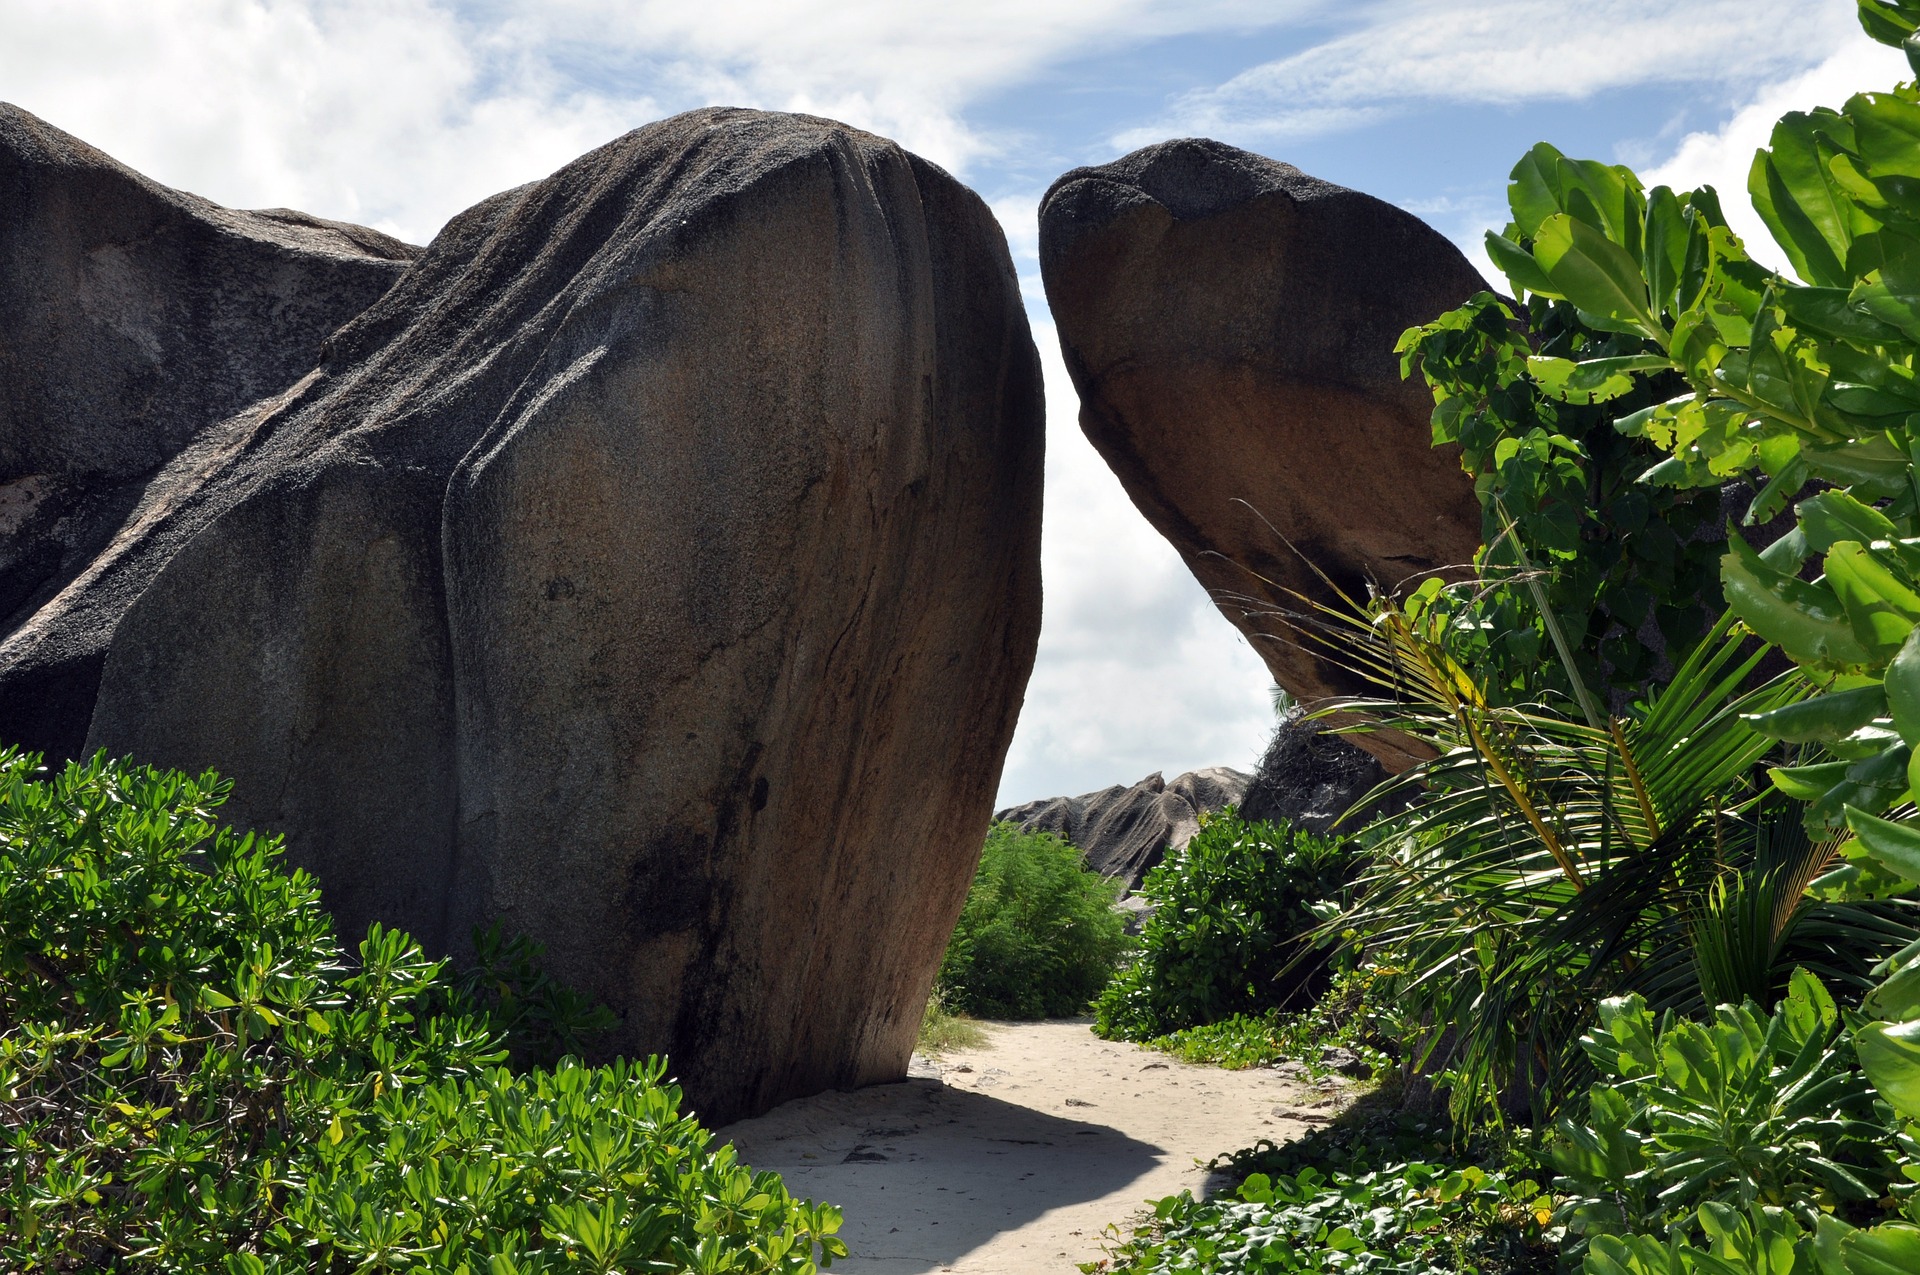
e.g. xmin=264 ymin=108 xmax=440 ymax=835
xmin=936 ymin=822 xmax=1130 ymax=1019
xmin=1551 ymin=970 xmax=1907 ymax=1258
xmin=1142 ymin=962 xmax=1409 ymax=1077
xmin=1093 ymin=812 xmax=1353 ymax=1041
xmin=0 ymin=749 xmax=846 ymax=1273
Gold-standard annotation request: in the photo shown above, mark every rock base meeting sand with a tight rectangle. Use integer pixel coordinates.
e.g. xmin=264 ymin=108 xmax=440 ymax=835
xmin=718 ymin=1019 xmax=1348 ymax=1274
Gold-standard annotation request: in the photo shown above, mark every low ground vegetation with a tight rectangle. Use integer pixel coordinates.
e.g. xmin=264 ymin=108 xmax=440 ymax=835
xmin=1088 ymin=1095 xmax=1556 ymax=1275
xmin=1137 ymin=962 xmax=1406 ymax=1078
xmin=914 ymin=985 xmax=988 ymax=1055
xmin=0 ymin=750 xmax=847 ymax=1274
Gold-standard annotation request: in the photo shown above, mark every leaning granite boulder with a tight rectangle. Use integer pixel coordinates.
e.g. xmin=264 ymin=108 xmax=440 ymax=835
xmin=0 ymin=108 xmax=1045 ymax=1124
xmin=995 ymin=766 xmax=1248 ymax=891
xmin=1039 ymin=139 xmax=1485 ymax=768
xmin=0 ymin=103 xmax=419 ymax=755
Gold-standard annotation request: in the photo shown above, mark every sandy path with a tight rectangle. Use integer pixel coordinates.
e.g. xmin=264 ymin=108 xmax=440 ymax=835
xmin=717 ymin=1020 xmax=1345 ymax=1274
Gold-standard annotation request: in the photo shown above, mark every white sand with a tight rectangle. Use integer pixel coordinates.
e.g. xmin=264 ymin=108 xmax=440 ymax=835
xmin=717 ymin=1019 xmax=1346 ymax=1274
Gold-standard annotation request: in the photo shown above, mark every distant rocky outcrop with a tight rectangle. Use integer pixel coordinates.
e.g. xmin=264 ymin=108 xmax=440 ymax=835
xmin=995 ymin=767 xmax=1248 ymax=891
xmin=1038 ymin=139 xmax=1486 ymax=770
xmin=0 ymin=104 xmax=420 ymax=751
xmin=0 ymin=106 xmax=1044 ymax=1125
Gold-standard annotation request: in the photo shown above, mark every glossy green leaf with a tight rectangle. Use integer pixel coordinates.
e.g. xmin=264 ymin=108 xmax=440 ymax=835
xmin=1889 ymin=627 xmax=1920 ymax=745
xmin=1851 ymin=91 xmax=1920 ymax=181
xmin=1861 ymin=0 xmax=1920 ymax=46
xmin=1486 ymin=230 xmax=1553 ymax=295
xmin=1722 ymin=535 xmax=1872 ymax=670
xmin=1842 ymin=1223 xmax=1920 ymax=1275
xmin=1857 ymin=1019 xmax=1920 ymax=1121
xmin=1751 ymin=110 xmax=1859 ymax=288
xmin=1845 ymin=805 xmax=1920 ymax=884
xmin=1826 ymin=540 xmax=1920 ymax=658
xmin=1804 ymin=436 xmax=1916 ymax=497
xmin=1863 ymin=955 xmax=1920 ymax=1019
xmin=1760 ymin=524 xmax=1812 ymax=571
xmin=1849 ymin=279 xmax=1920 ymax=342
xmin=1778 ymin=286 xmax=1905 ymax=343
xmin=1533 ymin=214 xmax=1661 ymax=337
xmin=1772 ymin=759 xmax=1853 ymax=801
xmin=1507 ymin=142 xmax=1565 ymax=239
xmin=1644 ymin=185 xmax=1688 ymax=313
xmin=1744 ymin=683 xmax=1887 ymax=742
xmin=1528 ymin=354 xmax=1668 ymax=404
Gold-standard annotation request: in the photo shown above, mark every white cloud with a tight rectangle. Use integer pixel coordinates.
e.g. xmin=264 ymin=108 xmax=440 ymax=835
xmin=1133 ymin=0 xmax=1869 ymax=147
xmin=0 ymin=0 xmax=646 ymax=241
xmin=0 ymin=0 xmax=1317 ymax=242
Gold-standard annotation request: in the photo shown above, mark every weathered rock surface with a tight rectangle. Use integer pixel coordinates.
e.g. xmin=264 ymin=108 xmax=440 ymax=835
xmin=0 ymin=107 xmax=1044 ymax=1124
xmin=1039 ymin=139 xmax=1486 ymax=768
xmin=0 ymin=103 xmax=419 ymax=753
xmin=1239 ymin=711 xmax=1404 ymax=836
xmin=995 ymin=766 xmax=1248 ymax=891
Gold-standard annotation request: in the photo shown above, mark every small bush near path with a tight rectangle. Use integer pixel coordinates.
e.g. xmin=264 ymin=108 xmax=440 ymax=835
xmin=1094 ymin=812 xmax=1354 ymax=1042
xmin=915 ymin=985 xmax=988 ymax=1054
xmin=1142 ymin=962 xmax=1408 ymax=1079
xmin=1549 ymin=970 xmax=1911 ymax=1262
xmin=936 ymin=822 xmax=1131 ymax=1019
xmin=0 ymin=749 xmax=846 ymax=1273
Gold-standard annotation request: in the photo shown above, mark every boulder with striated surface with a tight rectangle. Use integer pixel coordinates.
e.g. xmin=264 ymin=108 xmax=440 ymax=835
xmin=0 ymin=107 xmax=1044 ymax=1124
xmin=0 ymin=102 xmax=419 ymax=756
xmin=1039 ymin=139 xmax=1485 ymax=768
xmin=995 ymin=766 xmax=1248 ymax=892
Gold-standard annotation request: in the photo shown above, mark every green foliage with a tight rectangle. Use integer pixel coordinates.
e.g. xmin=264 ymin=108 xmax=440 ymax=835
xmin=914 ymin=985 xmax=987 ymax=1055
xmin=1141 ymin=962 xmax=1408 ymax=1078
xmin=1091 ymin=1057 xmax=1559 ymax=1273
xmin=1398 ymin=287 xmax=1722 ymax=709
xmin=0 ymin=749 xmax=846 ymax=1273
xmin=1091 ymin=1155 xmax=1551 ymax=1275
xmin=937 ymin=822 xmax=1130 ymax=1020
xmin=1443 ymin=26 xmax=1920 ymax=854
xmin=1092 ymin=813 xmax=1354 ymax=1041
xmin=1582 ymin=1204 xmax=1809 ymax=1275
xmin=1550 ymin=972 xmax=1904 ymax=1255
xmin=1308 ymin=591 xmax=1919 ymax=1122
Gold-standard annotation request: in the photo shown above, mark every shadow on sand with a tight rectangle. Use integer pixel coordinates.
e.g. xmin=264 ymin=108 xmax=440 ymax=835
xmin=719 ymin=1076 xmax=1167 ymax=1274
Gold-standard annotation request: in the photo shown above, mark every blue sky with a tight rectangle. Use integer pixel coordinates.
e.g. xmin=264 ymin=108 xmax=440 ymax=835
xmin=1 ymin=0 xmax=1907 ymax=806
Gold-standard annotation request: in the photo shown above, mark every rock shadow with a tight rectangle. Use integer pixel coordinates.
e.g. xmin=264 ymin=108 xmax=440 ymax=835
xmin=717 ymin=1076 xmax=1166 ymax=1273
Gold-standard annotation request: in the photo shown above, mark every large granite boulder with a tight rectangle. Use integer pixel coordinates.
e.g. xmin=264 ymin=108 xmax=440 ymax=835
xmin=995 ymin=766 xmax=1248 ymax=891
xmin=0 ymin=107 xmax=1044 ymax=1124
xmin=0 ymin=103 xmax=419 ymax=753
xmin=1039 ymin=140 xmax=1486 ymax=769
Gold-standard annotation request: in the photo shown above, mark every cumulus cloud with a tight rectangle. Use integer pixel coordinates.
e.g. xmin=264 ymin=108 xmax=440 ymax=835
xmin=1129 ymin=0 xmax=1868 ymax=147
xmin=0 ymin=0 xmax=1314 ymax=242
xmin=0 ymin=0 xmax=646 ymax=241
